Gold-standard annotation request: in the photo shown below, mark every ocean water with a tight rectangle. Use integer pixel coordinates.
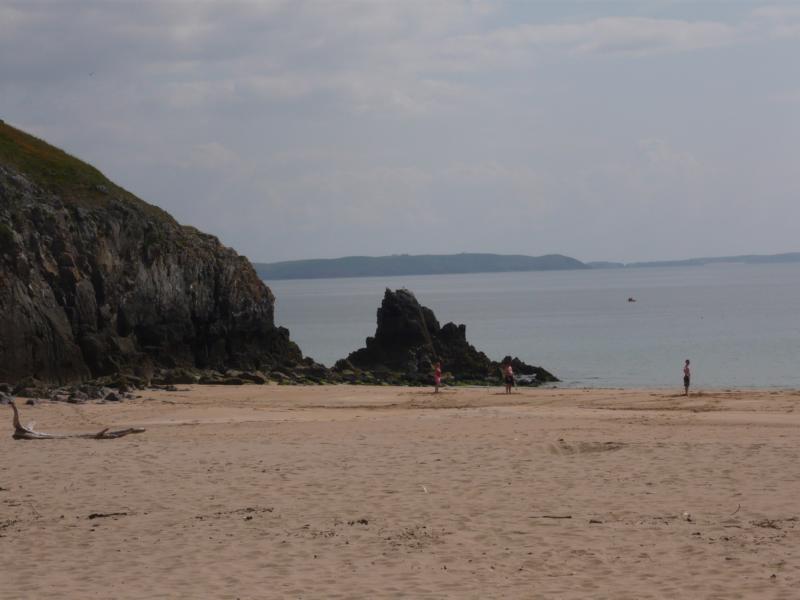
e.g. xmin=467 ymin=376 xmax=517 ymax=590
xmin=267 ymin=263 xmax=800 ymax=389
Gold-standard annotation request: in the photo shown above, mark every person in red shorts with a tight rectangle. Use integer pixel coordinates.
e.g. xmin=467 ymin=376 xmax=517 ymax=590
xmin=503 ymin=363 xmax=515 ymax=394
xmin=433 ymin=361 xmax=442 ymax=394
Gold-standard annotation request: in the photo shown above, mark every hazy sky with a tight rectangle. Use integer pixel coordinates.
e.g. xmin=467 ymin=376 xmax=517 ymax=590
xmin=2 ymin=1 xmax=798 ymax=263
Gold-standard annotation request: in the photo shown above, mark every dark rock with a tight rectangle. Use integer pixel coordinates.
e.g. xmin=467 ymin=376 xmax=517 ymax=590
xmin=499 ymin=355 xmax=556 ymax=386
xmin=77 ymin=385 xmax=107 ymax=400
xmin=345 ymin=289 xmax=558 ymax=385
xmin=104 ymin=391 xmax=121 ymax=402
xmin=68 ymin=390 xmax=89 ymax=403
xmin=295 ymin=360 xmax=329 ymax=380
xmin=269 ymin=371 xmax=289 ymax=383
xmin=16 ymin=387 xmax=49 ymax=399
xmin=198 ymin=372 xmax=224 ymax=385
xmin=501 ymin=356 xmax=536 ymax=376
xmin=224 ymin=370 xmax=268 ymax=384
xmin=333 ymin=358 xmax=355 ymax=372
xmin=91 ymin=374 xmax=136 ymax=392
xmin=152 ymin=368 xmax=200 ymax=385
xmin=0 ymin=123 xmax=305 ymax=385
xmin=25 ymin=398 xmax=38 ymax=406
xmin=271 ymin=366 xmax=293 ymax=378
xmin=13 ymin=376 xmax=47 ymax=396
xmin=149 ymin=383 xmax=179 ymax=392
xmin=119 ymin=375 xmax=146 ymax=389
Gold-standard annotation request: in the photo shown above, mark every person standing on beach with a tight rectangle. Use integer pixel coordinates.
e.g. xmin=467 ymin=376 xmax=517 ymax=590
xmin=683 ymin=359 xmax=691 ymax=396
xmin=433 ymin=361 xmax=442 ymax=394
xmin=503 ymin=363 xmax=514 ymax=394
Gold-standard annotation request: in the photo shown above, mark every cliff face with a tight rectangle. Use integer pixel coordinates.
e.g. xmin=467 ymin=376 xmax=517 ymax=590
xmin=0 ymin=122 xmax=301 ymax=384
xmin=344 ymin=288 xmax=558 ymax=385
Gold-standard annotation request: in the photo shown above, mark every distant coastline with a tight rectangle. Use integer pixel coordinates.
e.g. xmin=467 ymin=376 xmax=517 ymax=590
xmin=586 ymin=252 xmax=800 ymax=269
xmin=253 ymin=251 xmax=800 ymax=280
xmin=253 ymin=253 xmax=586 ymax=280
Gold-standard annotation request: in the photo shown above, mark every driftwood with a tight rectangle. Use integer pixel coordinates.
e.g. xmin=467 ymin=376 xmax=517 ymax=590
xmin=88 ymin=512 xmax=128 ymax=519
xmin=9 ymin=400 xmax=145 ymax=440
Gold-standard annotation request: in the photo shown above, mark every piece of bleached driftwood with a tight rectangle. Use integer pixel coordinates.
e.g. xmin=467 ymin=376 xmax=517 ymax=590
xmin=9 ymin=400 xmax=145 ymax=440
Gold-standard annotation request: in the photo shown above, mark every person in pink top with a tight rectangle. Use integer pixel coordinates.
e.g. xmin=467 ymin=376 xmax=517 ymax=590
xmin=433 ymin=361 xmax=442 ymax=394
xmin=503 ymin=363 xmax=514 ymax=394
xmin=683 ymin=359 xmax=691 ymax=396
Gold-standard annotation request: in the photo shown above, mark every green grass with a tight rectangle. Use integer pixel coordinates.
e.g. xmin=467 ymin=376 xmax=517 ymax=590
xmin=0 ymin=121 xmax=174 ymax=223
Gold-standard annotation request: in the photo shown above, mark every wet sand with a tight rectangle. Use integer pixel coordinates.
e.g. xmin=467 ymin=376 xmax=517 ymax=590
xmin=2 ymin=385 xmax=800 ymax=598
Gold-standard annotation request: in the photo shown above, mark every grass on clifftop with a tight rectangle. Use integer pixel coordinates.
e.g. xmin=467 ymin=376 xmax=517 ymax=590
xmin=0 ymin=120 xmax=173 ymax=223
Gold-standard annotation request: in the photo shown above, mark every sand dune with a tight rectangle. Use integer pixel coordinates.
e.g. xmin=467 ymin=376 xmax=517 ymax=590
xmin=2 ymin=385 xmax=799 ymax=598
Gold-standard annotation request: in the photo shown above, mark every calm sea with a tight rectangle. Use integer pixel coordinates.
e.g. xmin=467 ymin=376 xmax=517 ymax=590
xmin=267 ymin=263 xmax=800 ymax=389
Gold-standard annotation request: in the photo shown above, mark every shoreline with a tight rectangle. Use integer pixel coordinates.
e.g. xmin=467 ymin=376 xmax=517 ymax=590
xmin=3 ymin=384 xmax=800 ymax=598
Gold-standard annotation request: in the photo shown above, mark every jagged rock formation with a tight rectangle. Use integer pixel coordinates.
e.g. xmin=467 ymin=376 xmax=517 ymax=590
xmin=341 ymin=288 xmax=558 ymax=385
xmin=0 ymin=122 xmax=302 ymax=384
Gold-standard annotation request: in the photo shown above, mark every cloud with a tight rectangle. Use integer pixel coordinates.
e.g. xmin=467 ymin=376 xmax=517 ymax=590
xmin=0 ymin=4 xmax=31 ymax=34
xmin=770 ymin=89 xmax=800 ymax=103
xmin=0 ymin=2 xmax=744 ymax=117
xmin=438 ymin=16 xmax=737 ymax=72
xmin=180 ymin=142 xmax=240 ymax=170
xmin=639 ymin=139 xmax=700 ymax=174
xmin=2 ymin=2 xmax=798 ymax=263
xmin=751 ymin=5 xmax=800 ymax=38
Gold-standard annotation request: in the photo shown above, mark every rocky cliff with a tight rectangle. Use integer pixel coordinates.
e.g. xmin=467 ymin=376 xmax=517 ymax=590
xmin=0 ymin=122 xmax=302 ymax=384
xmin=341 ymin=288 xmax=558 ymax=385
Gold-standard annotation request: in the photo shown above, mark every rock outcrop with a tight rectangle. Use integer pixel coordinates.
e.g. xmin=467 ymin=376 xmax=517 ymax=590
xmin=0 ymin=122 xmax=302 ymax=384
xmin=341 ymin=288 xmax=558 ymax=385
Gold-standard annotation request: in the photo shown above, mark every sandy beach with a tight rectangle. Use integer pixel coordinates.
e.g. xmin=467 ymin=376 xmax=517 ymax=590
xmin=2 ymin=384 xmax=800 ymax=599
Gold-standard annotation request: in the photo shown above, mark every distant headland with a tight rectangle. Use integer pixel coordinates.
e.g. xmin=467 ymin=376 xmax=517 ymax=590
xmin=254 ymin=251 xmax=800 ymax=280
xmin=253 ymin=253 xmax=587 ymax=280
xmin=586 ymin=253 xmax=800 ymax=269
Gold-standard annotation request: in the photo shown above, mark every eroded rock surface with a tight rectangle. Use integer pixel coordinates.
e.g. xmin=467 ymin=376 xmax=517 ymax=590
xmin=0 ymin=123 xmax=302 ymax=384
xmin=342 ymin=288 xmax=558 ymax=385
